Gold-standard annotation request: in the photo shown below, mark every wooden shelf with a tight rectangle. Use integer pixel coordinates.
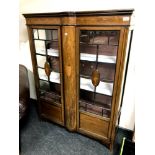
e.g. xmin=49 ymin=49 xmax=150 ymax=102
xmin=38 ymin=68 xmax=60 ymax=84
xmin=47 ymin=48 xmax=59 ymax=57
xmin=80 ymin=53 xmax=116 ymax=63
xmin=80 ymin=77 xmax=113 ymax=96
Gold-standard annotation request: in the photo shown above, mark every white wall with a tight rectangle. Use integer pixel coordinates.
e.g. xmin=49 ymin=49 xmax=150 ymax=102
xmin=19 ymin=0 xmax=136 ymax=130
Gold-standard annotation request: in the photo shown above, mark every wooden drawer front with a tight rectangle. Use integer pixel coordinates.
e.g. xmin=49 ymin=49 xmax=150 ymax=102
xmin=41 ymin=102 xmax=63 ymax=125
xmin=79 ymin=112 xmax=109 ymax=138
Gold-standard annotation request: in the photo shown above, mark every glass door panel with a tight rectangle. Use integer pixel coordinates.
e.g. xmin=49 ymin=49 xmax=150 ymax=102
xmin=33 ymin=28 xmax=61 ymax=104
xmin=79 ymin=30 xmax=120 ymax=118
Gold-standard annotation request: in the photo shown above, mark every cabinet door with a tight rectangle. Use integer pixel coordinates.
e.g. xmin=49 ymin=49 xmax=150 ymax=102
xmin=77 ymin=27 xmax=124 ymax=139
xmin=32 ymin=27 xmax=64 ymax=125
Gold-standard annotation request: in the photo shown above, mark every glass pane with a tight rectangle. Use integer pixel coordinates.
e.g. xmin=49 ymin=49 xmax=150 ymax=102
xmin=34 ymin=40 xmax=45 ymax=54
xmin=33 ymin=29 xmax=38 ymax=39
xmin=109 ymin=31 xmax=119 ymax=45
xmin=49 ymin=82 xmax=61 ymax=95
xmin=80 ymin=61 xmax=95 ymax=78
xmin=38 ymin=29 xmax=46 ymax=40
xmin=38 ymin=29 xmax=50 ymax=40
xmin=52 ymin=30 xmax=58 ymax=40
xmin=36 ymin=55 xmax=46 ymax=68
xmin=48 ymin=56 xmax=60 ymax=72
xmin=49 ymin=71 xmax=60 ymax=84
xmin=39 ymin=80 xmax=50 ymax=92
xmin=38 ymin=68 xmax=48 ymax=81
xmin=38 ymin=29 xmax=58 ymax=40
xmin=46 ymin=41 xmax=59 ymax=56
xmin=79 ymin=30 xmax=120 ymax=118
xmin=39 ymin=80 xmax=61 ymax=104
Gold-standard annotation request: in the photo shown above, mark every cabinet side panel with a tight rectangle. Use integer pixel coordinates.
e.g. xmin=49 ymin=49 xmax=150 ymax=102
xmin=62 ymin=26 xmax=77 ymax=131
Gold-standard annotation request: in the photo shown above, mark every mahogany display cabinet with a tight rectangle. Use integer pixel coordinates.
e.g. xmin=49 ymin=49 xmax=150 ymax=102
xmin=23 ymin=9 xmax=134 ymax=149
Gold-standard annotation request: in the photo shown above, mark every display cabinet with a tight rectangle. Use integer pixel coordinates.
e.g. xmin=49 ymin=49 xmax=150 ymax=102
xmin=23 ymin=9 xmax=134 ymax=149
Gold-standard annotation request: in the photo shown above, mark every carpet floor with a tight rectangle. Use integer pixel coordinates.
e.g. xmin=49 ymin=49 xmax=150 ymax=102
xmin=20 ymin=102 xmax=132 ymax=155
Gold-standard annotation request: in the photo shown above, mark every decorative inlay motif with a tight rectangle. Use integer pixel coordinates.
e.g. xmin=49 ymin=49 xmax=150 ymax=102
xmin=91 ymin=70 xmax=100 ymax=87
xmin=44 ymin=62 xmax=51 ymax=76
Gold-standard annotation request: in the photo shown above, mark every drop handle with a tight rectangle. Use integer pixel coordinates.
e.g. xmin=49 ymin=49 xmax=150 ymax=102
xmin=44 ymin=61 xmax=51 ymax=77
xmin=91 ymin=70 xmax=100 ymax=87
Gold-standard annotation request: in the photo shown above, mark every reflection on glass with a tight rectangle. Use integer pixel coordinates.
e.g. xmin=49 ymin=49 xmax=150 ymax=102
xmin=48 ymin=56 xmax=60 ymax=72
xmin=33 ymin=29 xmax=38 ymax=39
xmin=39 ymin=80 xmax=50 ymax=91
xmin=49 ymin=72 xmax=60 ymax=84
xmin=34 ymin=40 xmax=45 ymax=54
xmin=38 ymin=68 xmax=48 ymax=81
xmin=38 ymin=30 xmax=46 ymax=40
xmin=37 ymin=29 xmax=58 ymax=40
xmin=36 ymin=55 xmax=46 ymax=68
xmin=79 ymin=30 xmax=119 ymax=118
xmin=46 ymin=40 xmax=59 ymax=57
xmin=80 ymin=61 xmax=115 ymax=81
xmin=52 ymin=30 xmax=58 ymax=40
xmin=50 ymin=82 xmax=61 ymax=95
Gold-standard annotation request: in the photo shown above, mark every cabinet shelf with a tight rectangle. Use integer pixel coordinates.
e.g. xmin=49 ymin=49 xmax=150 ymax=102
xmin=47 ymin=48 xmax=59 ymax=57
xmin=37 ymin=49 xmax=116 ymax=64
xmin=80 ymin=42 xmax=118 ymax=46
xmin=38 ymin=69 xmax=60 ymax=84
xmin=80 ymin=53 xmax=116 ymax=64
xmin=80 ymin=77 xmax=113 ymax=96
xmin=35 ymin=48 xmax=59 ymax=57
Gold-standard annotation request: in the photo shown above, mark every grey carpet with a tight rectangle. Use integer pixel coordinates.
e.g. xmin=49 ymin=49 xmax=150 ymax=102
xmin=20 ymin=102 xmax=125 ymax=155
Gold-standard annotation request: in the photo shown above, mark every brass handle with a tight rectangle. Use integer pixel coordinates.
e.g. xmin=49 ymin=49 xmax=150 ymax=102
xmin=44 ymin=62 xmax=51 ymax=76
xmin=91 ymin=70 xmax=100 ymax=87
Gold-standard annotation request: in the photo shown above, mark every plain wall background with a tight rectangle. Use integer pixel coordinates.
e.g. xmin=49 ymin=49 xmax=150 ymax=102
xmin=19 ymin=0 xmax=136 ymax=130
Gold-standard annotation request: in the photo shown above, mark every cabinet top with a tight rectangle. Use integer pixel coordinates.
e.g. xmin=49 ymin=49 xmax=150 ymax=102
xmin=23 ymin=9 xmax=134 ymax=18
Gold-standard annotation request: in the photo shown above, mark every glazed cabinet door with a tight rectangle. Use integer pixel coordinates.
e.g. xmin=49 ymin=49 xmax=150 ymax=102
xmin=30 ymin=26 xmax=64 ymax=125
xmin=77 ymin=27 xmax=126 ymax=141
